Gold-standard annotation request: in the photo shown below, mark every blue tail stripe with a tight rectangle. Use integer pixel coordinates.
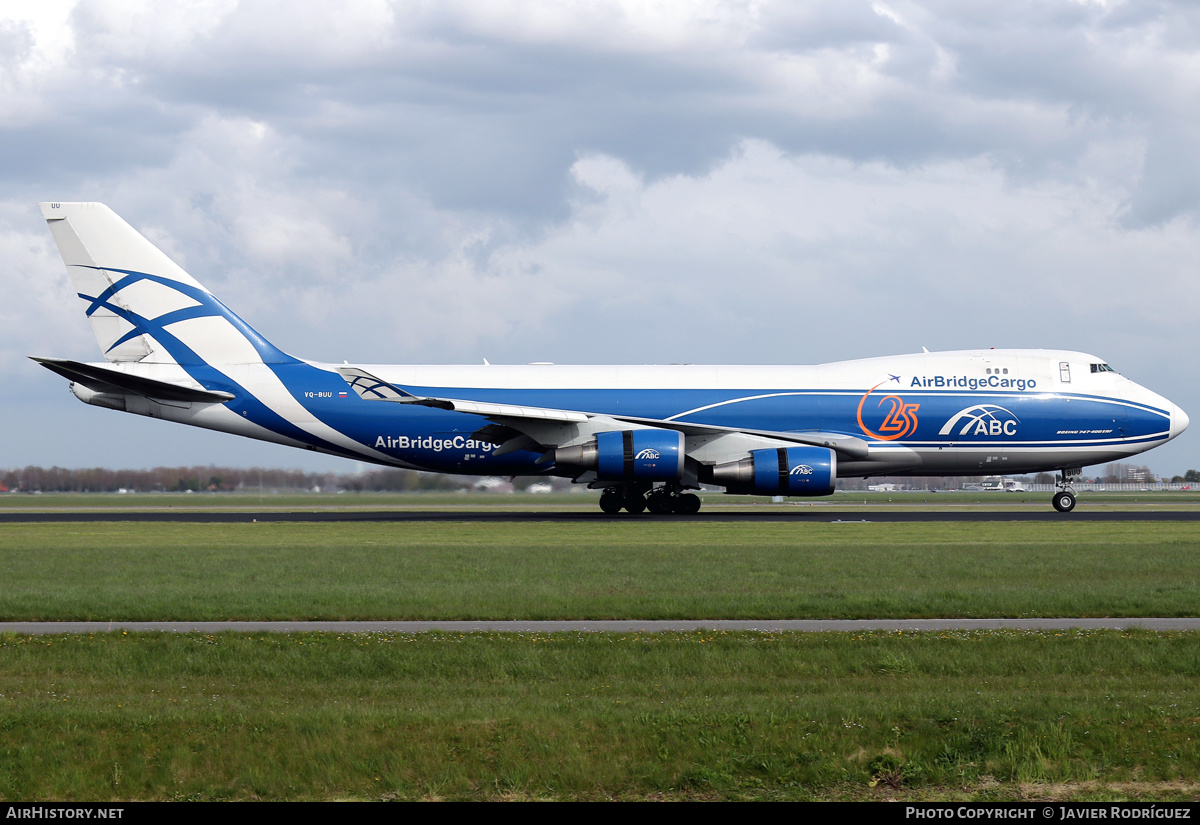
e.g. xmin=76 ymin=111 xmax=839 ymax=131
xmin=73 ymin=266 xmax=340 ymax=453
xmin=103 ymin=304 xmax=216 ymax=353
xmin=77 ymin=266 xmax=296 ymax=364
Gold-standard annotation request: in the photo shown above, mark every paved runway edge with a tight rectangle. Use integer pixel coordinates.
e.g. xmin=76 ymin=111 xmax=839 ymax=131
xmin=5 ymin=618 xmax=1200 ymax=634
xmin=4 ymin=509 xmax=1200 ymax=522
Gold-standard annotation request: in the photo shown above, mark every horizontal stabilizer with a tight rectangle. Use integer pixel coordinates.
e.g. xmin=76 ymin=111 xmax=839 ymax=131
xmin=31 ymin=357 xmax=235 ymax=403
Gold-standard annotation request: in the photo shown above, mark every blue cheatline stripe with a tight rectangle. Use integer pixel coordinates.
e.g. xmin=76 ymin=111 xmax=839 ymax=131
xmin=869 ymin=435 xmax=1169 ymax=449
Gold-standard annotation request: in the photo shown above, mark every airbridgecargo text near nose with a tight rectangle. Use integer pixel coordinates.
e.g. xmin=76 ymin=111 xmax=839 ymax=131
xmin=33 ymin=202 xmax=1188 ymax=514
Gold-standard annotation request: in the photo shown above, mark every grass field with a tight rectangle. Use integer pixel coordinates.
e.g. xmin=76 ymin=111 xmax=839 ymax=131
xmin=1 ymin=521 xmax=1199 ymax=620
xmin=2 ymin=629 xmax=1198 ymax=801
xmin=2 ymin=509 xmax=1199 ymax=800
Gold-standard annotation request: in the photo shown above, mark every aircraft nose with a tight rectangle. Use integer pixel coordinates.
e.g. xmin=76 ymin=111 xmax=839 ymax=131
xmin=1171 ymin=403 xmax=1190 ymax=440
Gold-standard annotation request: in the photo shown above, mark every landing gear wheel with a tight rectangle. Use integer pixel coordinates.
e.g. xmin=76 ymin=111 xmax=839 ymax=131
xmin=1052 ymin=469 xmax=1079 ymax=513
xmin=1052 ymin=491 xmax=1076 ymax=513
xmin=599 ymin=488 xmax=624 ymax=515
xmin=646 ymin=490 xmax=672 ymax=514
xmin=623 ymin=491 xmax=647 ymax=514
xmin=672 ymin=493 xmax=701 ymax=514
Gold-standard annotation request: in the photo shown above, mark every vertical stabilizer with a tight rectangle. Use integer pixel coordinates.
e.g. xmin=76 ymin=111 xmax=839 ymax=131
xmin=40 ymin=202 xmax=294 ymax=366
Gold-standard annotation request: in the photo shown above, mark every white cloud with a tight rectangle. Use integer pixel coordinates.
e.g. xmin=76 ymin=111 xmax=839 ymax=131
xmin=4 ymin=0 xmax=1200 ymax=471
xmin=0 ymin=201 xmax=93 ymax=374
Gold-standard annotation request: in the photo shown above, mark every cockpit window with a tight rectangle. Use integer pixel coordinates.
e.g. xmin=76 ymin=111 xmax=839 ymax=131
xmin=1090 ymin=363 xmax=1116 ymax=374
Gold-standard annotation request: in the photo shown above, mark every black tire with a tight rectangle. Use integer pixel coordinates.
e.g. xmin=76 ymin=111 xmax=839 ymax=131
xmin=673 ymin=493 xmax=701 ymax=514
xmin=646 ymin=490 xmax=672 ymax=515
xmin=599 ymin=489 xmax=624 ymax=514
xmin=623 ymin=492 xmax=647 ymax=514
xmin=1052 ymin=491 xmax=1076 ymax=513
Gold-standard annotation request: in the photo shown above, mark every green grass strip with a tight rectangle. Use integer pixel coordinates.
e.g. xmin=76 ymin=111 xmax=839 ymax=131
xmin=1 ymin=630 xmax=1198 ymax=801
xmin=1 ymin=522 xmax=1199 ymax=620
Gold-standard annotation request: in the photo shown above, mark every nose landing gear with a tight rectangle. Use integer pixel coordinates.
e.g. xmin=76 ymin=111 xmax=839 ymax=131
xmin=1052 ymin=470 xmax=1078 ymax=513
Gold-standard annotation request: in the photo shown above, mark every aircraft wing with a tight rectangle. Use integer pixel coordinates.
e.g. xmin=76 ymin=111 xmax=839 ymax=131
xmin=338 ymin=367 xmax=588 ymax=421
xmin=602 ymin=414 xmax=869 ymax=460
xmin=336 ymin=366 xmax=869 ymax=461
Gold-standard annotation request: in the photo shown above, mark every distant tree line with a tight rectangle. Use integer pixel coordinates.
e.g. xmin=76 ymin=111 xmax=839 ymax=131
xmin=0 ymin=465 xmax=473 ymax=494
xmin=3 ymin=462 xmax=1196 ymax=494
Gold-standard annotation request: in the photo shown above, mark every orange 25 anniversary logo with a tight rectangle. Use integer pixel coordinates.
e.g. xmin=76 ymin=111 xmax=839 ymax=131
xmin=856 ymin=382 xmax=920 ymax=440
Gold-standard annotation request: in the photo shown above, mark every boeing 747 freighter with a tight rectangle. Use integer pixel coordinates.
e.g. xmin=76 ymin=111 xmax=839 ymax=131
xmin=33 ymin=202 xmax=1189 ymax=513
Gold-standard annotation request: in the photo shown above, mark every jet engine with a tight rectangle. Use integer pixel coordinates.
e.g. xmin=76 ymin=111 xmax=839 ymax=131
xmin=554 ymin=429 xmax=685 ymax=481
xmin=711 ymin=446 xmax=836 ymax=496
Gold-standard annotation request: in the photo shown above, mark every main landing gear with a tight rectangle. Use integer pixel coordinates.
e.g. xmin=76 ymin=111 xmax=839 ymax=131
xmin=599 ymin=483 xmax=701 ymax=515
xmin=1052 ymin=470 xmax=1078 ymax=513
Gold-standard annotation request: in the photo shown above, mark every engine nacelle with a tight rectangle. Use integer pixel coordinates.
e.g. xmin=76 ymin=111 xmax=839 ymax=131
xmin=554 ymin=429 xmax=684 ymax=482
xmin=711 ymin=445 xmax=836 ymax=496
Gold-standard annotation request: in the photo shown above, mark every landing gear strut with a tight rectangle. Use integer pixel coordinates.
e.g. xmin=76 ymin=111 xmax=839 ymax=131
xmin=598 ymin=483 xmax=701 ymax=515
xmin=1052 ymin=470 xmax=1078 ymax=513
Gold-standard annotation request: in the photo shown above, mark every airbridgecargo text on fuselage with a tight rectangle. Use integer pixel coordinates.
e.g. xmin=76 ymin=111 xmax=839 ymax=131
xmin=911 ymin=375 xmax=1037 ymax=391
xmin=374 ymin=435 xmax=498 ymax=452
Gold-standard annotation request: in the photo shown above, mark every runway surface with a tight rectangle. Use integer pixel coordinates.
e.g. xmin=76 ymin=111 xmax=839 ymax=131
xmin=4 ymin=508 xmax=1200 ymax=523
xmin=5 ymin=618 xmax=1200 ymax=634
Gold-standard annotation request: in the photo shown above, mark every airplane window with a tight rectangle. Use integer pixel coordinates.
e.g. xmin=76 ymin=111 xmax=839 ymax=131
xmin=1003 ymin=368 xmax=1008 ymax=374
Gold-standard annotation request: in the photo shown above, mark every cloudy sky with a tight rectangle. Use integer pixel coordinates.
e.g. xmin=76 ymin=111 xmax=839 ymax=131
xmin=2 ymin=0 xmax=1198 ymax=475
